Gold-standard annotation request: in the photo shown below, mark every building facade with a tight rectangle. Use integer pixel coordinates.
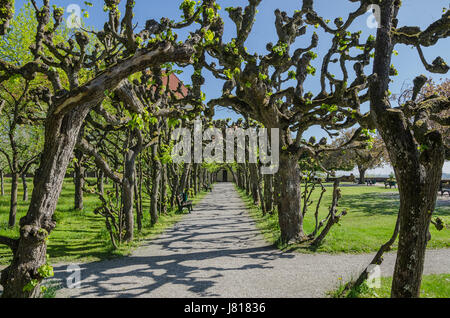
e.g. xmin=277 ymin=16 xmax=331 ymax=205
xmin=216 ymin=169 xmax=234 ymax=182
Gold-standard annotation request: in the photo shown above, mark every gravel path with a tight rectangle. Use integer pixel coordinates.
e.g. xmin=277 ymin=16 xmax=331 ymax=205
xmin=43 ymin=183 xmax=449 ymax=298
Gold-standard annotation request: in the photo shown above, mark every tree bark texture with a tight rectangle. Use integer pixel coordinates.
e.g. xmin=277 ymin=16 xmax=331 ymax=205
xmin=21 ymin=173 xmax=28 ymax=202
xmin=74 ymin=150 xmax=84 ymax=211
xmin=0 ymin=169 xmax=4 ymax=196
xmin=8 ymin=173 xmax=18 ymax=227
xmin=264 ymin=174 xmax=273 ymax=214
xmin=277 ymin=153 xmax=306 ymax=243
xmin=370 ymin=0 xmax=446 ymax=298
xmin=358 ymin=166 xmax=367 ymax=185
xmin=150 ymin=143 xmax=161 ymax=225
xmin=122 ymin=148 xmax=138 ymax=242
xmin=1 ymin=106 xmax=91 ymax=298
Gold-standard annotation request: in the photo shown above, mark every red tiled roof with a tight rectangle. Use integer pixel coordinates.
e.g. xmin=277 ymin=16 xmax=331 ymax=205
xmin=166 ymin=73 xmax=188 ymax=99
xmin=147 ymin=71 xmax=188 ymax=99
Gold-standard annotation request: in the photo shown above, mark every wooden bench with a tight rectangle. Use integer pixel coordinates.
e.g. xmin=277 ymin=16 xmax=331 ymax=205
xmin=384 ymin=180 xmax=397 ymax=188
xmin=202 ymin=184 xmax=212 ymax=192
xmin=366 ymin=179 xmax=376 ymax=186
xmin=176 ymin=193 xmax=193 ymax=213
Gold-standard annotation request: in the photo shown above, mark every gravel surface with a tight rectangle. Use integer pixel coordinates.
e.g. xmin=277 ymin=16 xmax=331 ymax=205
xmin=48 ymin=183 xmax=449 ymax=298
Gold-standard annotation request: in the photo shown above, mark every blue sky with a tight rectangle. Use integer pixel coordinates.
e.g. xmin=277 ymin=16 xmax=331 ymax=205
xmin=12 ymin=0 xmax=450 ymax=174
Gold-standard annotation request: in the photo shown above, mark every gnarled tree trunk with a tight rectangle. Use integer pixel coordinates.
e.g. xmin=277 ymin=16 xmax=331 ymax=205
xmin=160 ymin=163 xmax=168 ymax=215
xmin=277 ymin=152 xmax=306 ymax=243
xmin=390 ymin=159 xmax=443 ymax=297
xmin=97 ymin=169 xmax=104 ymax=195
xmin=122 ymin=148 xmax=137 ymax=242
xmin=358 ymin=166 xmax=367 ymax=185
xmin=178 ymin=163 xmax=191 ymax=196
xmin=21 ymin=173 xmax=28 ymax=202
xmin=134 ymin=180 xmax=142 ymax=232
xmin=370 ymin=0 xmax=447 ymax=297
xmin=1 ymin=106 xmax=91 ymax=298
xmin=193 ymin=163 xmax=199 ymax=196
xmin=244 ymin=163 xmax=250 ymax=195
xmin=136 ymin=161 xmax=143 ymax=231
xmin=249 ymin=163 xmax=260 ymax=205
xmin=8 ymin=172 xmax=19 ymax=227
xmin=264 ymin=174 xmax=273 ymax=214
xmin=0 ymin=169 xmax=4 ymax=196
xmin=150 ymin=143 xmax=161 ymax=225
xmin=0 ymin=40 xmax=196 ymax=298
xmin=73 ymin=149 xmax=84 ymax=210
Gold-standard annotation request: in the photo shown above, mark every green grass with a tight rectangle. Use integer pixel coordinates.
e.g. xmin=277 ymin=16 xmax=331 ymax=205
xmin=0 ymin=178 xmax=208 ymax=266
xmin=330 ymin=274 xmax=450 ymax=298
xmin=236 ymin=183 xmax=450 ymax=254
xmin=41 ymin=280 xmax=63 ymax=298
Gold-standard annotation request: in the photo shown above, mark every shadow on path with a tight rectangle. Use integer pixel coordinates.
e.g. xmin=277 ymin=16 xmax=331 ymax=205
xmin=51 ymin=183 xmax=450 ymax=298
xmin=52 ymin=183 xmax=294 ymax=297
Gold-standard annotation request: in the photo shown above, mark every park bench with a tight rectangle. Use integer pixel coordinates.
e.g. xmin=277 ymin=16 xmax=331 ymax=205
xmin=202 ymin=184 xmax=212 ymax=192
xmin=366 ymin=179 xmax=376 ymax=186
xmin=176 ymin=193 xmax=193 ymax=213
xmin=384 ymin=180 xmax=397 ymax=188
xmin=440 ymin=182 xmax=450 ymax=196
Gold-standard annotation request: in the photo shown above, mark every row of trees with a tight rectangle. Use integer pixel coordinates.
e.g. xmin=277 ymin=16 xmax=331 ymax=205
xmin=321 ymin=78 xmax=450 ymax=184
xmin=0 ymin=0 xmax=224 ymax=297
xmin=320 ymin=130 xmax=388 ymax=184
xmin=233 ymin=152 xmax=354 ymax=248
xmin=0 ymin=0 xmax=448 ymax=298
xmin=0 ymin=3 xmax=219 ymax=242
xmin=204 ymin=0 xmax=449 ymax=298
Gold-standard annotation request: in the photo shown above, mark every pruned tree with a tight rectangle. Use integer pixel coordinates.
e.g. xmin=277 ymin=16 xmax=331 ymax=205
xmin=395 ymin=78 xmax=450 ymax=150
xmin=205 ymin=0 xmax=448 ymax=298
xmin=0 ymin=140 xmax=6 ymax=196
xmin=352 ymin=134 xmax=388 ymax=184
xmin=0 ymin=78 xmax=43 ymax=227
xmin=309 ymin=177 xmax=348 ymax=247
xmin=0 ymin=1 xmax=44 ymax=225
xmin=328 ymin=128 xmax=389 ymax=183
xmin=368 ymin=1 xmax=449 ymax=297
xmin=0 ymin=0 xmax=217 ymax=298
xmin=78 ymin=68 xmax=200 ymax=241
xmin=319 ymin=150 xmax=355 ymax=177
xmin=206 ymin=0 xmax=373 ymax=243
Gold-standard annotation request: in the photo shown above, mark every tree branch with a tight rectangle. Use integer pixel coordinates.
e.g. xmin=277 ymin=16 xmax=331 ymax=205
xmin=76 ymin=139 xmax=122 ymax=184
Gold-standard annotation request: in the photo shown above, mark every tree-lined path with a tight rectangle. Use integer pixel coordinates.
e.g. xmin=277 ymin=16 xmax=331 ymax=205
xmin=51 ymin=183 xmax=450 ymax=298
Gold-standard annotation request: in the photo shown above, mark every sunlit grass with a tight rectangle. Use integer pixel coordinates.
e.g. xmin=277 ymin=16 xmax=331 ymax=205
xmin=330 ymin=274 xmax=450 ymax=298
xmin=237 ymin=183 xmax=450 ymax=253
xmin=0 ymin=178 xmax=208 ymax=265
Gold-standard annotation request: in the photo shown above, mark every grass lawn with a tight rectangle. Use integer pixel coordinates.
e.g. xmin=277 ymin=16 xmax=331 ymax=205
xmin=237 ymin=183 xmax=450 ymax=253
xmin=330 ymin=274 xmax=450 ymax=298
xmin=0 ymin=178 xmax=208 ymax=266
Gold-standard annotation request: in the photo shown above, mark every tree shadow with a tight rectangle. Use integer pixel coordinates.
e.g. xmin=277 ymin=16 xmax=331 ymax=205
xmin=339 ymin=191 xmax=450 ymax=217
xmin=50 ymin=244 xmax=292 ymax=298
xmin=48 ymin=183 xmax=296 ymax=297
xmin=338 ymin=192 xmax=399 ymax=216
